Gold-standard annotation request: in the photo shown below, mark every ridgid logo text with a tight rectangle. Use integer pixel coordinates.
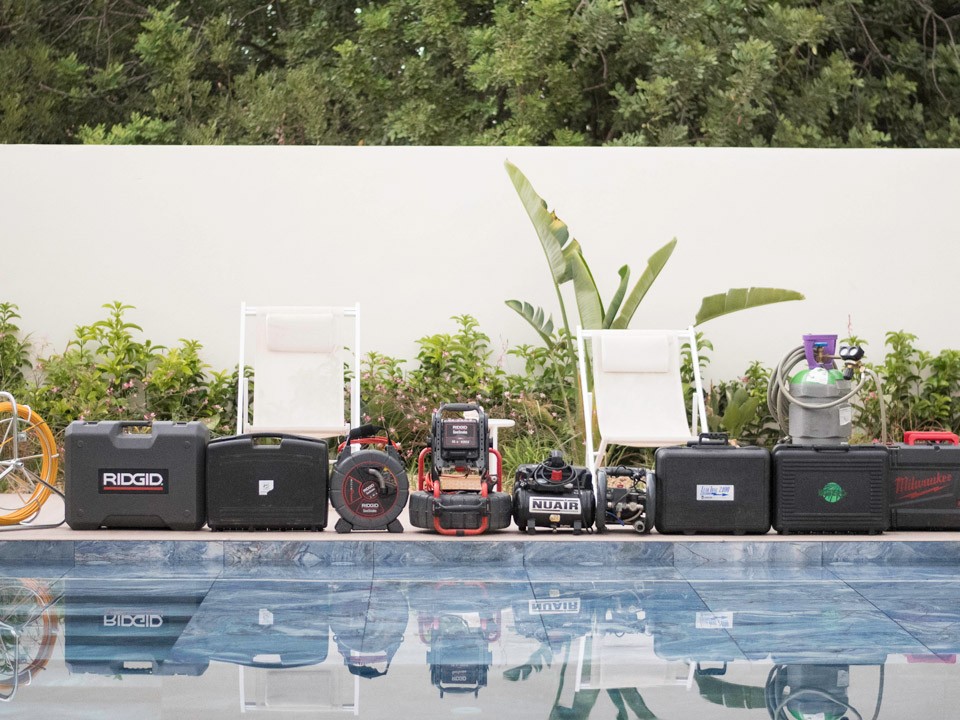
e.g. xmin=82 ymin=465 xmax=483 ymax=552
xmin=99 ymin=469 xmax=169 ymax=494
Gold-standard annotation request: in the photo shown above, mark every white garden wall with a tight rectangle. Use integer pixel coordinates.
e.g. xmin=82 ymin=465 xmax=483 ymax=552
xmin=2 ymin=145 xmax=957 ymax=381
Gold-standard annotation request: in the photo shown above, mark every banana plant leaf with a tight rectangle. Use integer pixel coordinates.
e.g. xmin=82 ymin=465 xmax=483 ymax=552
xmin=505 ymin=160 xmax=575 ymax=285
xmin=695 ymin=288 xmax=805 ymax=326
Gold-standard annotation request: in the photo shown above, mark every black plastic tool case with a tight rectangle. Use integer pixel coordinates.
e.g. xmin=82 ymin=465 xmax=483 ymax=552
xmin=654 ymin=434 xmax=771 ymax=534
xmin=206 ymin=433 xmax=328 ymax=531
xmin=64 ymin=420 xmax=208 ymax=530
xmin=64 ymin=577 xmax=211 ymax=676
xmin=888 ymin=431 xmax=960 ymax=529
xmin=772 ymin=444 xmax=889 ymax=534
xmin=170 ymin=579 xmax=330 ymax=668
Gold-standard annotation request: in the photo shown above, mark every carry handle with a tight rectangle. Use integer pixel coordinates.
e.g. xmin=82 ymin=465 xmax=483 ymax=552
xmin=695 ymin=662 xmax=728 ymax=677
xmin=904 ymin=431 xmax=960 ymax=446
xmin=691 ymin=432 xmax=729 ymax=446
xmin=439 ymin=403 xmax=480 ymax=413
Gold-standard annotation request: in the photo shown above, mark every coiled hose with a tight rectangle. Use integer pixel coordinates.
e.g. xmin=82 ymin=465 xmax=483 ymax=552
xmin=767 ymin=346 xmax=887 ymax=444
xmin=0 ymin=399 xmax=61 ymax=528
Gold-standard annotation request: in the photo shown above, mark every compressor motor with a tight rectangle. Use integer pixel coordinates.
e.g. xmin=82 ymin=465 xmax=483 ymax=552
xmin=512 ymin=451 xmax=595 ymax=534
xmin=595 ymin=466 xmax=654 ymax=534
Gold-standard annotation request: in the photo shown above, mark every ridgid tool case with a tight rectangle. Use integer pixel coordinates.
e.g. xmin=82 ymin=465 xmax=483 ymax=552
xmin=64 ymin=420 xmax=207 ymax=531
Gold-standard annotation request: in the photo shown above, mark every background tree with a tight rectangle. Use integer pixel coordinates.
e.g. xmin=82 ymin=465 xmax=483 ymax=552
xmin=1 ymin=0 xmax=958 ymax=146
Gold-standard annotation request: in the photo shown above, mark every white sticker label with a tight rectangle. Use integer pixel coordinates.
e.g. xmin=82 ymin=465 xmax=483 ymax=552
xmin=697 ymin=485 xmax=734 ymax=501
xmin=258 ymin=480 xmax=274 ymax=496
xmin=529 ymin=599 xmax=581 ymax=614
xmin=696 ymin=612 xmax=733 ymax=629
xmin=259 ymin=608 xmax=274 ymax=626
xmin=838 ymin=405 xmax=853 ymax=426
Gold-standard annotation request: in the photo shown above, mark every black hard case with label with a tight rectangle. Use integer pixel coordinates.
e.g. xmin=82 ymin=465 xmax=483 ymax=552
xmin=64 ymin=577 xmax=211 ymax=677
xmin=772 ymin=444 xmax=889 ymax=534
xmin=64 ymin=420 xmax=208 ymax=530
xmin=888 ymin=432 xmax=960 ymax=529
xmin=654 ymin=434 xmax=771 ymax=534
xmin=205 ymin=434 xmax=329 ymax=531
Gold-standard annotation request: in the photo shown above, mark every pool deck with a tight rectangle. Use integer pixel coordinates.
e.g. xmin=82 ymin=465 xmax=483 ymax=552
xmin=1 ymin=496 xmax=959 ymax=569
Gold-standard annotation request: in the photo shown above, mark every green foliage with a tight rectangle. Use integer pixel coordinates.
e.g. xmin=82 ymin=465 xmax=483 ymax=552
xmin=0 ymin=302 xmax=31 ymax=394
xmin=853 ymin=331 xmax=960 ymax=441
xmin=26 ymin=302 xmax=240 ymax=442
xmin=361 ymin=315 xmax=572 ymax=475
xmin=2 ymin=1 xmax=959 ymax=146
xmin=505 ymin=160 xmax=802 ymax=458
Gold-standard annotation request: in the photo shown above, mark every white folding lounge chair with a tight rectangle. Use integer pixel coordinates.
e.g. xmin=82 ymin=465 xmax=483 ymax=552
xmin=576 ymin=327 xmax=708 ymax=479
xmin=237 ymin=303 xmax=360 ymax=440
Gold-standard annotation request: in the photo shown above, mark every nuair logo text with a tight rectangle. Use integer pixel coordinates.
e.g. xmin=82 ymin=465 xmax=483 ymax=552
xmin=529 ymin=497 xmax=581 ymax=514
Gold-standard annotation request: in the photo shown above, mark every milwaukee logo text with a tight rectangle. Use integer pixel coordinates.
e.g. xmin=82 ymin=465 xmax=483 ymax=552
xmin=894 ymin=472 xmax=953 ymax=501
xmin=99 ymin=469 xmax=169 ymax=494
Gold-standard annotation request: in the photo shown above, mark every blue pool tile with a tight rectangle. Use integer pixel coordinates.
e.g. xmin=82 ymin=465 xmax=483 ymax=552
xmin=845 ymin=580 xmax=960 ymax=656
xmin=0 ymin=540 xmax=75 ymax=565
xmin=680 ymin=566 xmax=840 ymax=583
xmin=524 ymin=563 xmax=683 ymax=583
xmin=224 ymin=541 xmax=373 ymax=567
xmin=673 ymin=541 xmax=822 ymax=568
xmin=373 ymin=562 xmax=529 ymax=582
xmin=75 ymin=540 xmax=223 ymax=566
xmin=374 ymin=540 xmax=524 ymax=567
xmin=822 ymin=541 xmax=960 ymax=566
xmin=523 ymin=540 xmax=674 ymax=568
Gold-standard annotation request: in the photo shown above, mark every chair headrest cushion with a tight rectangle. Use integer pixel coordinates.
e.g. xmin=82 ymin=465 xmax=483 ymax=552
xmin=265 ymin=313 xmax=335 ymax=353
xmin=600 ymin=333 xmax=670 ymax=373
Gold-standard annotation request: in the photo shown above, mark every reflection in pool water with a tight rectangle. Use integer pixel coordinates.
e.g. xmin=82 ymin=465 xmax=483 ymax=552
xmin=0 ymin=565 xmax=957 ymax=718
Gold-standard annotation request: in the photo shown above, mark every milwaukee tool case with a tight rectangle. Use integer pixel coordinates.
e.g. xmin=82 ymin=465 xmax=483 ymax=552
xmin=772 ymin=444 xmax=889 ymax=534
xmin=888 ymin=431 xmax=960 ymax=529
xmin=65 ymin=577 xmax=211 ymax=677
xmin=654 ymin=433 xmax=771 ymax=534
xmin=206 ymin=434 xmax=328 ymax=531
xmin=65 ymin=420 xmax=208 ymax=530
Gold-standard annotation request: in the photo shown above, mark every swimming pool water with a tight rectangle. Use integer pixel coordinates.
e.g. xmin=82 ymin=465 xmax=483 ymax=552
xmin=1 ymin=562 xmax=958 ymax=718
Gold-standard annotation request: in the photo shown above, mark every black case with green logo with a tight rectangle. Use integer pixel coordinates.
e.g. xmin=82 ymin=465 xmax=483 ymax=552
xmin=65 ymin=420 xmax=208 ymax=530
xmin=772 ymin=444 xmax=889 ymax=534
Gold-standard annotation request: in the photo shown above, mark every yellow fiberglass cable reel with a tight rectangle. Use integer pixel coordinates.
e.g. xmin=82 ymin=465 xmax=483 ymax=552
xmin=0 ymin=392 xmax=59 ymax=527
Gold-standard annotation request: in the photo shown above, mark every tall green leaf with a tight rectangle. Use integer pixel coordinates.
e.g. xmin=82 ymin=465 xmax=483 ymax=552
xmin=602 ymin=265 xmax=630 ymax=329
xmin=568 ymin=248 xmax=603 ymax=330
xmin=695 ymin=287 xmax=805 ymax=325
xmin=505 ymin=160 xmax=575 ymax=285
xmin=505 ymin=300 xmax=555 ymax=345
xmin=610 ymin=239 xmax=677 ymax=329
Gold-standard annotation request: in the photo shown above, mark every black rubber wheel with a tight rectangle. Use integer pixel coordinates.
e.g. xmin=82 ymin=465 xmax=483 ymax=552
xmin=330 ymin=449 xmax=409 ymax=531
xmin=488 ymin=491 xmax=513 ymax=530
xmin=408 ymin=490 xmax=434 ymax=529
xmin=595 ymin=470 xmax=607 ymax=533
xmin=645 ymin=470 xmax=656 ymax=535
